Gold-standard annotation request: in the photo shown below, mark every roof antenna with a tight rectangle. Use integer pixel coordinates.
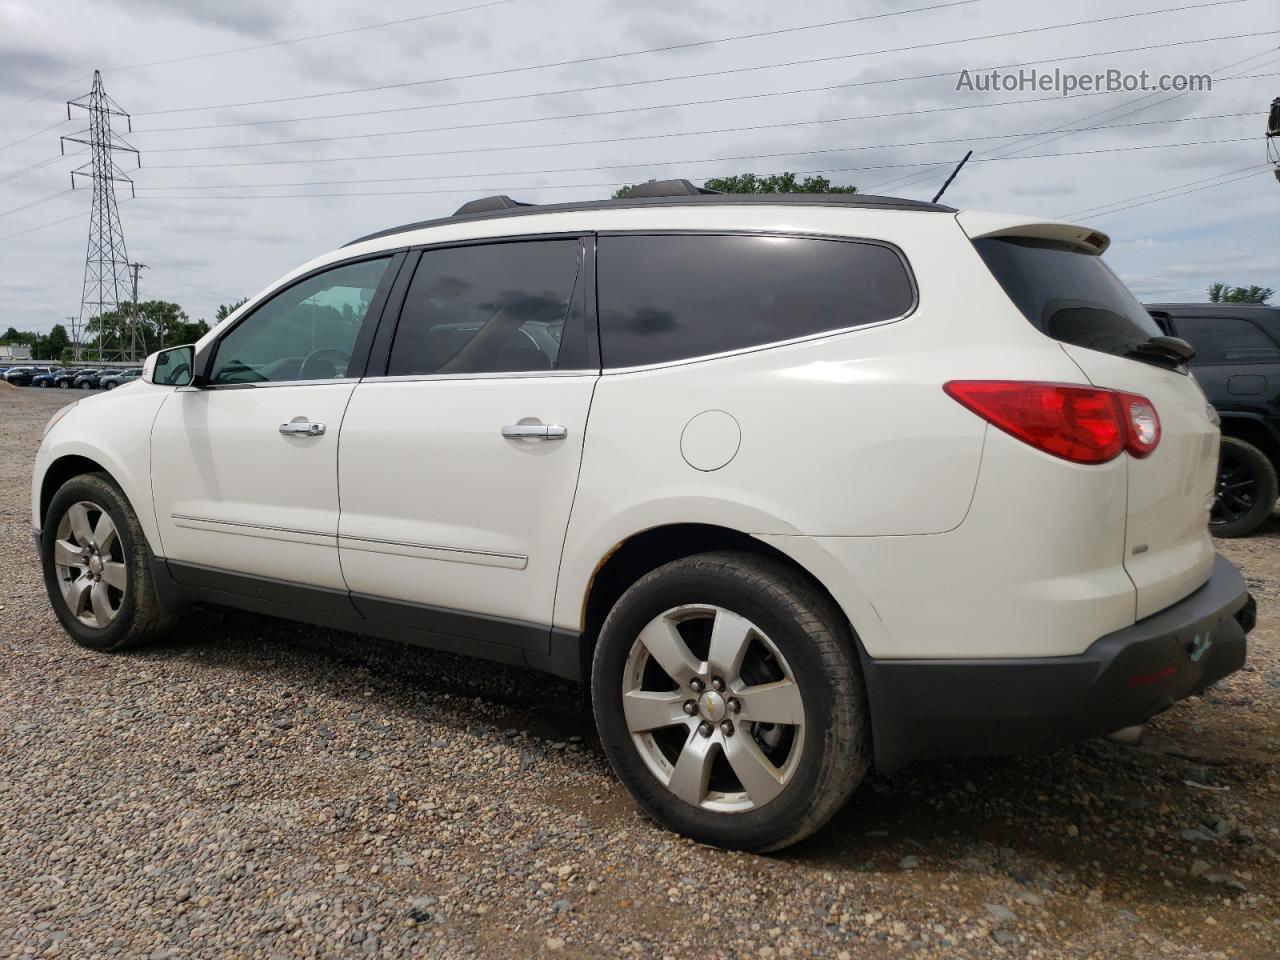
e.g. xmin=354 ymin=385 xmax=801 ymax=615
xmin=931 ymin=150 xmax=972 ymax=204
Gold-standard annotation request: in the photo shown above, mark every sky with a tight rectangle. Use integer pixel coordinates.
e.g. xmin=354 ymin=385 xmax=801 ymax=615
xmin=0 ymin=0 xmax=1277 ymax=333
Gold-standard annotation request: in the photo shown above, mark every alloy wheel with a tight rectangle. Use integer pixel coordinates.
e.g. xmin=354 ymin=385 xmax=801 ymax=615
xmin=622 ymin=604 xmax=805 ymax=813
xmin=52 ymin=500 xmax=127 ymax=628
xmin=1212 ymin=448 xmax=1258 ymax=527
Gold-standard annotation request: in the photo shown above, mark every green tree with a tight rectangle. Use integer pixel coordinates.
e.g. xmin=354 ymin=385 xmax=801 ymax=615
xmin=613 ymin=172 xmax=857 ymax=199
xmin=44 ymin=324 xmax=70 ymax=359
xmin=215 ymin=299 xmax=249 ymax=323
xmin=85 ymin=301 xmax=210 ymax=357
xmin=1208 ymin=282 xmax=1274 ymax=304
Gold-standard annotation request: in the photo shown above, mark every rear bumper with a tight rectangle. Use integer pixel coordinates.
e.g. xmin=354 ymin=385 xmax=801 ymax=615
xmin=863 ymin=554 xmax=1253 ymax=772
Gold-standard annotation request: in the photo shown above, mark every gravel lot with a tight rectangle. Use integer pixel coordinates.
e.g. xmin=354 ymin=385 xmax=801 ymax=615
xmin=3 ymin=384 xmax=1278 ymax=959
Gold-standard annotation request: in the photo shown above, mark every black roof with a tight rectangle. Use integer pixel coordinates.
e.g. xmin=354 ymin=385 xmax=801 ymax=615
xmin=345 ymin=188 xmax=956 ymax=248
xmin=1146 ymin=303 xmax=1280 ymax=319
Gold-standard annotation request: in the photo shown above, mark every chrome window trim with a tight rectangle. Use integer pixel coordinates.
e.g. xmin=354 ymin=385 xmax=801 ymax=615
xmin=357 ymin=369 xmax=598 ymax=384
xmin=599 ymin=315 xmax=912 ymax=376
xmin=595 ymin=229 xmax=919 ymax=374
xmin=198 ymin=378 xmax=362 ymax=391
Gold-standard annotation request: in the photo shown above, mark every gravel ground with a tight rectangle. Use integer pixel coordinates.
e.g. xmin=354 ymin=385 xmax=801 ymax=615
xmin=2 ymin=384 xmax=1278 ymax=959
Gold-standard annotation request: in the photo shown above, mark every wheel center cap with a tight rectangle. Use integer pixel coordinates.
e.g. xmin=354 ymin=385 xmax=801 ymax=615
xmin=87 ymin=554 xmax=104 ymax=576
xmin=698 ymin=690 xmax=726 ymax=723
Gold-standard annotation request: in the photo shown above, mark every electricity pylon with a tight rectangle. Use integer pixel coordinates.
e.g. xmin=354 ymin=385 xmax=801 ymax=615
xmin=61 ymin=70 xmax=139 ymax=362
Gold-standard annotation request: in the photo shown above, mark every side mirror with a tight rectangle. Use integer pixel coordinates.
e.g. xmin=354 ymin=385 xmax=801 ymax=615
xmin=144 ymin=344 xmax=195 ymax=387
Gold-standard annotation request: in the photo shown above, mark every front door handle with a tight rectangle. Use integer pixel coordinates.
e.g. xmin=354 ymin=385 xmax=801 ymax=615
xmin=502 ymin=423 xmax=568 ymax=441
xmin=280 ymin=420 xmax=326 ymax=437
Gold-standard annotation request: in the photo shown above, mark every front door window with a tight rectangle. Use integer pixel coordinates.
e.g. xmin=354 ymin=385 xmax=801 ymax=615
xmin=211 ymin=257 xmax=392 ymax=384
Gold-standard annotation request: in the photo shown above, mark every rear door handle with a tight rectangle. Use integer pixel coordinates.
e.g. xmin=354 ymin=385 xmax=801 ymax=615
xmin=280 ymin=420 xmax=326 ymax=437
xmin=502 ymin=423 xmax=567 ymax=441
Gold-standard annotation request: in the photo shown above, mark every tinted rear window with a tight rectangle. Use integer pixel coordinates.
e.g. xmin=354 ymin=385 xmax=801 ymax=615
xmin=974 ymin=237 xmax=1161 ymax=357
xmin=597 ymin=234 xmax=915 ymax=368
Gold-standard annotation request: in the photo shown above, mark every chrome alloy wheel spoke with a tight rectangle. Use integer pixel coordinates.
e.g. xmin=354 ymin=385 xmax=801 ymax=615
xmin=622 ymin=604 xmax=805 ymax=813
xmin=53 ymin=500 xmax=125 ymax=629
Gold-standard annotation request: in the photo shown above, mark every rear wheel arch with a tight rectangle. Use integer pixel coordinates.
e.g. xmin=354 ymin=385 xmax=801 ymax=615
xmin=1218 ymin=414 xmax=1280 ymax=473
xmin=580 ymin=523 xmax=864 ymax=668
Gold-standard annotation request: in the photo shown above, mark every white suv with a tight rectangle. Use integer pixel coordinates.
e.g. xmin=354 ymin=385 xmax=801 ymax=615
xmin=32 ymin=181 xmax=1254 ymax=851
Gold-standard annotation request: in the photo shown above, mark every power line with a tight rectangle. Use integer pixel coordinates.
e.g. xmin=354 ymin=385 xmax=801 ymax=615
xmin=132 ymin=112 xmax=1255 ymax=192
xmin=102 ymin=0 xmax=522 ymax=74
xmin=0 ymin=75 xmax=92 ymax=118
xmin=0 ymin=209 xmax=84 ymax=243
xmin=137 ymin=73 xmax=1278 ymax=160
xmin=0 ymin=119 xmax=70 ymax=155
xmin=130 ymin=30 xmax=1280 ymax=136
xmin=132 ymin=0 xmax=1243 ymax=118
xmin=1072 ymin=167 xmax=1269 ymax=219
xmin=864 ymin=45 xmax=1280 ymax=193
xmin=134 ymin=137 xmax=1256 ymax=203
xmin=1059 ymin=163 xmax=1268 ymax=219
xmin=0 ymin=188 xmax=71 ymax=219
xmin=0 ymin=151 xmax=83 ymax=186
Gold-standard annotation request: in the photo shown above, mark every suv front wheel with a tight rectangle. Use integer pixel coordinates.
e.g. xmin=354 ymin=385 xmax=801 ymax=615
xmin=592 ymin=551 xmax=869 ymax=852
xmin=41 ymin=473 xmax=175 ymax=651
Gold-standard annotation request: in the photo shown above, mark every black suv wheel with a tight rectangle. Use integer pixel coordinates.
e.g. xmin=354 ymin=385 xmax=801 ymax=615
xmin=1211 ymin=436 xmax=1278 ymax=538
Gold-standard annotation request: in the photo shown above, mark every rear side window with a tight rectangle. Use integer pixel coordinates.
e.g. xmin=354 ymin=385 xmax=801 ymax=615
xmin=974 ymin=237 xmax=1161 ymax=357
xmin=388 ymin=239 xmax=583 ymax=376
xmin=1174 ymin=316 xmax=1280 ymax=365
xmin=597 ymin=234 xmax=915 ymax=368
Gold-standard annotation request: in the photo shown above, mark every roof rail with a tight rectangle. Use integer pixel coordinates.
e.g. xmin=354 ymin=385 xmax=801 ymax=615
xmin=624 ymin=178 xmax=720 ymax=198
xmin=453 ymin=194 xmax=532 ymax=216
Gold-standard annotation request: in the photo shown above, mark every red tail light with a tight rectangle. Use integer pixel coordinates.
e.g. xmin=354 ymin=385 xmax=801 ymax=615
xmin=944 ymin=381 xmax=1160 ymax=464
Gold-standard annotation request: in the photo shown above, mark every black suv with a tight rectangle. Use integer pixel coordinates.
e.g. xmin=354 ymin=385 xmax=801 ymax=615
xmin=1147 ymin=303 xmax=1280 ymax=536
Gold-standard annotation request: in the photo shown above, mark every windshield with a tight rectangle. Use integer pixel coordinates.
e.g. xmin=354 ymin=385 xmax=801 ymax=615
xmin=975 ymin=237 xmax=1162 ymax=358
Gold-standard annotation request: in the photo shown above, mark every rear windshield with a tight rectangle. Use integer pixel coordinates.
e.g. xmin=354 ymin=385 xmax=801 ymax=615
xmin=974 ymin=237 xmax=1162 ymax=357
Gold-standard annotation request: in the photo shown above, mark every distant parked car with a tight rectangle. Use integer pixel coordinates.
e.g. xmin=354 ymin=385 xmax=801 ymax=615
xmin=4 ymin=366 xmax=54 ymax=386
xmin=73 ymin=369 xmax=117 ymax=390
xmin=30 ymin=369 xmax=66 ymax=388
xmin=52 ymin=369 xmax=81 ymax=389
xmin=99 ymin=369 xmax=142 ymax=390
xmin=1147 ymin=303 xmax=1280 ymax=536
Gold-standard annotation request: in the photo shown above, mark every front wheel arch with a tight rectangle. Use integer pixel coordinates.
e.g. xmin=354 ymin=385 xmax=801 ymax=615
xmin=40 ymin=455 xmax=113 ymax=531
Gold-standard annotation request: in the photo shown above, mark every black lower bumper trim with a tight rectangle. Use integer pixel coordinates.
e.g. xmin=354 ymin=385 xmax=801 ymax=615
xmin=862 ymin=554 xmax=1252 ymax=772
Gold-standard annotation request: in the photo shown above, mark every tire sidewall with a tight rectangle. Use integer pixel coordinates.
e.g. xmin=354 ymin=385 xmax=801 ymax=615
xmin=1213 ymin=437 xmax=1278 ymax=538
xmin=41 ymin=475 xmax=141 ymax=651
xmin=592 ymin=559 xmax=849 ymax=851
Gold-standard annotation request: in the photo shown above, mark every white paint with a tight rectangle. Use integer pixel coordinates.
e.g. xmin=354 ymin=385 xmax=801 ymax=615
xmin=680 ymin=410 xmax=741 ymax=472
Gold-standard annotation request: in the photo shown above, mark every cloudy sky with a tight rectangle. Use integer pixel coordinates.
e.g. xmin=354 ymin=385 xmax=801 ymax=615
xmin=0 ymin=0 xmax=1277 ymax=332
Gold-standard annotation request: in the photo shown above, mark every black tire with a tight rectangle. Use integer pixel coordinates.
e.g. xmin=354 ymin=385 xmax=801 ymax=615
xmin=41 ymin=472 xmax=176 ymax=651
xmin=1211 ymin=436 xmax=1278 ymax=538
xmin=58 ymin=380 xmax=69 ymax=388
xmin=592 ymin=551 xmax=869 ymax=852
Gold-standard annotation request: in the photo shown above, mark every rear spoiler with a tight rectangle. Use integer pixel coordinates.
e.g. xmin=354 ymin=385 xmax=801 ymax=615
xmin=956 ymin=212 xmax=1110 ymax=255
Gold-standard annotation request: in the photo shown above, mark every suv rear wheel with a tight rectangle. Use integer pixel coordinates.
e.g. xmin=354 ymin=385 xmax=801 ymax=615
xmin=1212 ymin=436 xmax=1278 ymax=538
xmin=41 ymin=473 xmax=175 ymax=651
xmin=592 ymin=551 xmax=869 ymax=851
